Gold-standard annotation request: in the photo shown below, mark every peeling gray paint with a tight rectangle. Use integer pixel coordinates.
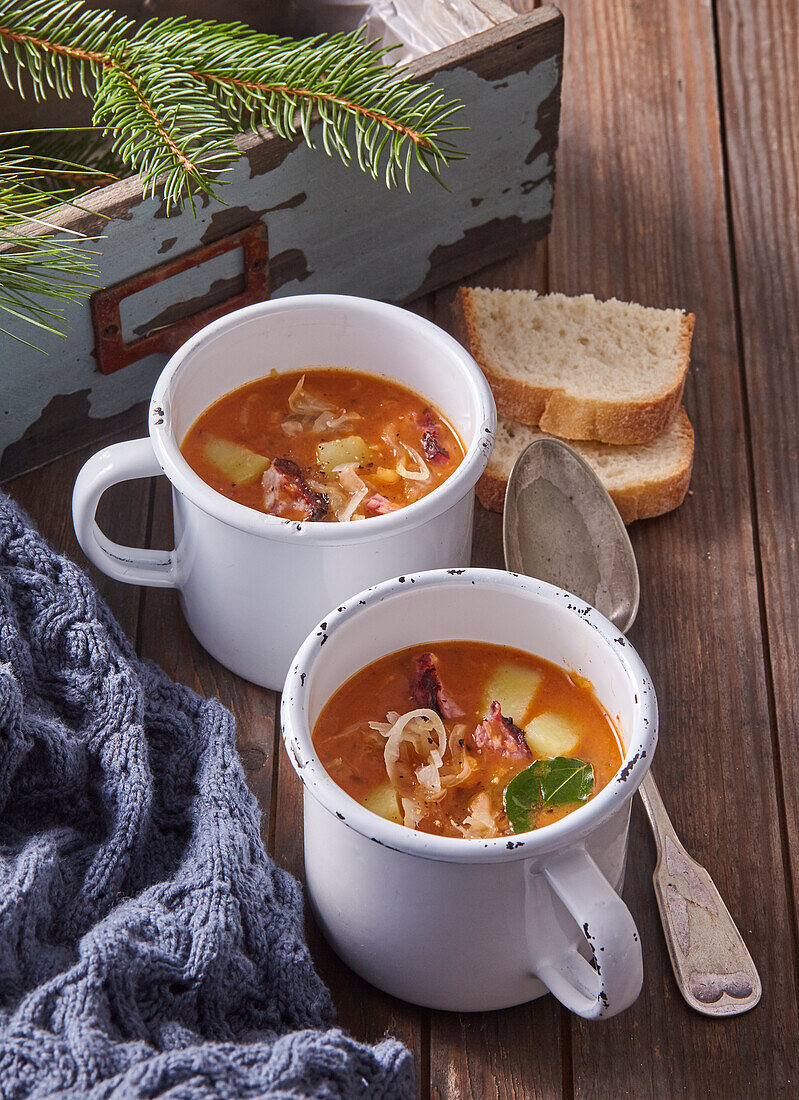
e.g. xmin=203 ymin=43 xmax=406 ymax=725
xmin=0 ymin=57 xmax=559 ymax=459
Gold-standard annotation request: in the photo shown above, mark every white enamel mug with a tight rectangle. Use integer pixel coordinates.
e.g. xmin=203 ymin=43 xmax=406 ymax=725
xmin=72 ymin=295 xmax=495 ymax=689
xmin=281 ymin=568 xmax=658 ymax=1017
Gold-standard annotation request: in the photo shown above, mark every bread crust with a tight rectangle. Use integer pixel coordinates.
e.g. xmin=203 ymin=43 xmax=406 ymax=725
xmin=453 ymin=288 xmax=695 ymax=446
xmin=476 ymin=410 xmax=695 ymax=524
xmin=476 ymin=458 xmax=693 ymax=523
xmin=475 ymin=472 xmax=509 ymax=514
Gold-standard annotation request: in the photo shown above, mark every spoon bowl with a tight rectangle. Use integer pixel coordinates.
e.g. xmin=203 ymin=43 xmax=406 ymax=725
xmin=502 ymin=436 xmax=761 ymax=1018
xmin=503 ymin=437 xmax=639 ymax=632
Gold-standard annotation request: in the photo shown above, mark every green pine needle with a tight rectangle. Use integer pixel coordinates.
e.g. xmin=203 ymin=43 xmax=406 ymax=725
xmin=0 ymin=143 xmax=109 ymax=345
xmin=0 ymin=1 xmax=465 ymax=208
xmin=0 ymin=0 xmax=465 ymax=346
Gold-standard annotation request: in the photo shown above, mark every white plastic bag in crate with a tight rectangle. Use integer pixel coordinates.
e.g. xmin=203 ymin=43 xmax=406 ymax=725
xmin=318 ymin=1 xmax=491 ymax=60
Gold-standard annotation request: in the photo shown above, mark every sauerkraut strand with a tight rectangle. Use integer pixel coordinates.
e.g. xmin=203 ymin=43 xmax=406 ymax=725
xmin=370 ymin=710 xmax=477 ymax=810
xmin=313 ymin=407 xmax=361 ymax=433
xmin=381 ymin=708 xmax=447 ymax=797
xmin=334 ymin=461 xmax=369 ymax=522
xmin=401 ymin=797 xmax=425 ymax=829
xmin=456 ymin=793 xmax=500 ymax=839
xmin=397 ymin=442 xmax=431 ymax=482
xmin=288 ymin=374 xmax=337 ymax=415
xmin=441 ymin=723 xmax=477 ymax=787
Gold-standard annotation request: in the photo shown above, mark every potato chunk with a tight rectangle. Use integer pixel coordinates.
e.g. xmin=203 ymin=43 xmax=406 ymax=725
xmin=525 ymin=712 xmax=580 ymax=758
xmin=372 ymin=466 xmax=400 ymax=485
xmin=361 ymin=783 xmax=402 ymax=825
xmin=316 ymin=435 xmax=369 ymax=474
xmin=481 ymin=664 xmax=543 ymax=726
xmin=204 ymin=437 xmax=269 ymax=484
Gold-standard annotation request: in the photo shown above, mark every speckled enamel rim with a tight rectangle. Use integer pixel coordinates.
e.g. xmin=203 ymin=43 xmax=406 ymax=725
xmin=282 ymin=568 xmax=658 ymax=864
xmin=148 ymin=294 xmax=496 ymax=544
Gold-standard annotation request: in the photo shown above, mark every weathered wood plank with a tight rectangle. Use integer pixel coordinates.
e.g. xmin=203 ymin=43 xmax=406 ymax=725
xmin=2 ymin=429 xmax=149 ymax=641
xmin=429 ymin=1003 xmax=564 ymax=1100
xmin=471 ymin=0 xmax=518 ymax=24
xmin=546 ymin=0 xmax=799 ymax=1093
xmin=427 ymin=244 xmax=563 ymax=1100
xmin=137 ymin=478 xmax=278 ymax=848
xmin=715 ymin=0 xmax=799 ymax=928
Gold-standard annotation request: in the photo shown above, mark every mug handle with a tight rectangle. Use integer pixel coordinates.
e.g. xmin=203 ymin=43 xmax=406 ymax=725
xmin=72 ymin=438 xmax=177 ymax=589
xmin=528 ymin=847 xmax=643 ymax=1019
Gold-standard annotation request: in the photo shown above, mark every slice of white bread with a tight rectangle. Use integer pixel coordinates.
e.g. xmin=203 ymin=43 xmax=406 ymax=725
xmin=478 ymin=408 xmax=694 ymax=524
xmin=453 ymin=288 xmax=694 ymax=445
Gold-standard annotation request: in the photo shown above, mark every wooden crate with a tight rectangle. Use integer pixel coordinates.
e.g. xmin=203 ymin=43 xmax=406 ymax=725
xmin=0 ymin=2 xmax=562 ymax=479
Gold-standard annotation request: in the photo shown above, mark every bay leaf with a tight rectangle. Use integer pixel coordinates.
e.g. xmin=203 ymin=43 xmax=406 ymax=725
xmin=504 ymin=756 xmax=594 ymax=834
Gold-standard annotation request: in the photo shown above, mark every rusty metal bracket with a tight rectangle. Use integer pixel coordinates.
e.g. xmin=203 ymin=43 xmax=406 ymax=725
xmin=91 ymin=223 xmax=269 ymax=375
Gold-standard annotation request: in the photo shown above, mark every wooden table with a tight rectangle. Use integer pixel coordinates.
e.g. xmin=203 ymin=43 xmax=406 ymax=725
xmin=6 ymin=0 xmax=798 ymax=1094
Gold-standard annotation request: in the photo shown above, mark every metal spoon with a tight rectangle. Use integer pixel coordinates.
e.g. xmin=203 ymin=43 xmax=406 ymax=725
xmin=502 ymin=436 xmax=761 ymax=1017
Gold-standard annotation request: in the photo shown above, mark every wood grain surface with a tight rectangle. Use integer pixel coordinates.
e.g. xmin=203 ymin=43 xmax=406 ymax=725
xmin=3 ymin=437 xmax=149 ymax=642
xmin=3 ymin=0 xmax=798 ymax=1095
xmin=714 ymin=0 xmax=799 ymax=932
xmin=549 ymin=0 xmax=799 ymax=1094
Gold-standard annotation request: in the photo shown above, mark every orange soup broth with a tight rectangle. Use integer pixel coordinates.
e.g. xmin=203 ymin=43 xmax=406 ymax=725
xmin=313 ymin=642 xmax=624 ymax=838
xmin=180 ymin=369 xmax=464 ymax=520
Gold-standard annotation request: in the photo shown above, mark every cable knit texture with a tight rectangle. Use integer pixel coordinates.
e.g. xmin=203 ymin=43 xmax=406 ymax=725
xmin=0 ymin=494 xmax=413 ymax=1099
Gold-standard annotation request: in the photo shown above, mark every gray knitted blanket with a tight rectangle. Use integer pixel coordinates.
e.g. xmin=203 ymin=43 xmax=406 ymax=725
xmin=0 ymin=494 xmax=413 ymax=1099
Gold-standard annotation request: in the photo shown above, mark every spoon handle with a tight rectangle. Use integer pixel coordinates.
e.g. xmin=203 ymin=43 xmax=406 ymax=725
xmin=638 ymin=772 xmax=761 ymax=1016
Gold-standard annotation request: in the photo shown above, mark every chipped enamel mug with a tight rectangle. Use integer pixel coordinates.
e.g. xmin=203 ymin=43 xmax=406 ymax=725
xmin=72 ymin=295 xmax=495 ymax=689
xmin=282 ymin=568 xmax=657 ymax=1017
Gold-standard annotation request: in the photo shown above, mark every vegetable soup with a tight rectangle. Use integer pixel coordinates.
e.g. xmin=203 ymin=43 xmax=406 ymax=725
xmin=181 ymin=369 xmax=464 ymax=522
xmin=313 ymin=642 xmax=624 ymax=838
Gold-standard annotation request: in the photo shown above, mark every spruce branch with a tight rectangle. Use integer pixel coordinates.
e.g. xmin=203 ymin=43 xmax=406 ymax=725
xmin=0 ymin=0 xmax=466 ymax=346
xmin=0 ymin=144 xmax=104 ymax=344
xmin=0 ymin=1 xmax=465 ymax=208
xmin=2 ymin=127 xmax=123 ymax=192
xmin=93 ymin=61 xmax=237 ymax=211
